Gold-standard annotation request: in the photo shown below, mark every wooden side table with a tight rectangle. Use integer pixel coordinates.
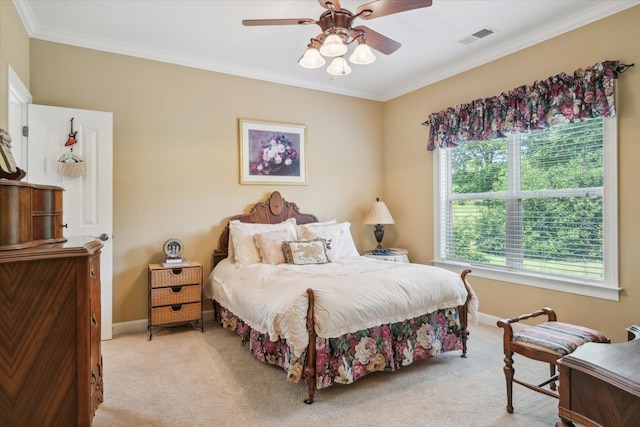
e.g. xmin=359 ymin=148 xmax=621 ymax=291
xmin=556 ymin=333 xmax=640 ymax=426
xmin=148 ymin=262 xmax=203 ymax=340
xmin=363 ymin=248 xmax=410 ymax=263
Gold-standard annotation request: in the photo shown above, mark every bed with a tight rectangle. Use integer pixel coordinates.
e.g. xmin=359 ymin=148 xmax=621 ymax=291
xmin=205 ymin=191 xmax=477 ymax=403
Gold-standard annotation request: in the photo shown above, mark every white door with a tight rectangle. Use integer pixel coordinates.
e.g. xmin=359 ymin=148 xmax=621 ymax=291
xmin=8 ymin=66 xmax=31 ymax=169
xmin=27 ymin=104 xmax=113 ymax=340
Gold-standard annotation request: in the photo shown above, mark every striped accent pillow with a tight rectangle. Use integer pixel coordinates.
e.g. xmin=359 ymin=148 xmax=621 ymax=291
xmin=513 ymin=322 xmax=609 ymax=356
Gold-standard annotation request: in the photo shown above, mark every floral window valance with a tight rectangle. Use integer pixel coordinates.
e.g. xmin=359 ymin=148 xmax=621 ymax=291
xmin=423 ymin=60 xmax=632 ymax=150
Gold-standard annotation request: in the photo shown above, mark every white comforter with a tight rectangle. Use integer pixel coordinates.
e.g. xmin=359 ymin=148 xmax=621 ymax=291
xmin=205 ymin=257 xmax=477 ymax=358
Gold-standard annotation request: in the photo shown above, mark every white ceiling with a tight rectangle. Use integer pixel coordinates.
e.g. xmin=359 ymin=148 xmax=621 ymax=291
xmin=14 ymin=0 xmax=639 ymax=101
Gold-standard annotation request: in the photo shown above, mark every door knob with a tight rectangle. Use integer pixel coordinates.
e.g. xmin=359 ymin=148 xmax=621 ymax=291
xmin=92 ymin=233 xmax=110 ymax=242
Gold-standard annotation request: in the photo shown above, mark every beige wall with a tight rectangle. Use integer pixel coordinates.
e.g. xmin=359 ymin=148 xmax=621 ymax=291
xmin=0 ymin=0 xmax=30 ymax=128
xmin=385 ymin=5 xmax=640 ymax=343
xmin=29 ymin=40 xmax=384 ymax=323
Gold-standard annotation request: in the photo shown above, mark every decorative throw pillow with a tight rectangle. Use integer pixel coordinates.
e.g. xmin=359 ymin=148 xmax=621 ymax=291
xmin=283 ymin=239 xmax=330 ymax=265
xmin=254 ymin=228 xmax=297 ymax=265
xmin=297 ymin=224 xmax=342 ymax=261
xmin=229 ymin=218 xmax=297 ymax=265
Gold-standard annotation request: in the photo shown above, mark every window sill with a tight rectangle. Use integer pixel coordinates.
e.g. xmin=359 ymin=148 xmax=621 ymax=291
xmin=433 ymin=260 xmax=622 ymax=301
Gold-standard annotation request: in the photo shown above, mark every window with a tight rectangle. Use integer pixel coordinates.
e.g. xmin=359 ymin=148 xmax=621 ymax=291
xmin=434 ymin=117 xmax=619 ymax=300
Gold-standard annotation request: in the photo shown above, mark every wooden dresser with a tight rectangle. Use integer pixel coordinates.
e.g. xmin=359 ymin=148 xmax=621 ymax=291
xmin=0 ymin=236 xmax=103 ymax=426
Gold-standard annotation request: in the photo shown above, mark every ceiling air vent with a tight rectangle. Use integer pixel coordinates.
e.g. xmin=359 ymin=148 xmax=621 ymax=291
xmin=458 ymin=27 xmax=495 ymax=46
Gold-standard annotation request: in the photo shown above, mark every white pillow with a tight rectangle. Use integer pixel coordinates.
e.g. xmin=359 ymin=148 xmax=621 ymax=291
xmin=254 ymin=228 xmax=297 ymax=265
xmin=229 ymin=218 xmax=297 ymax=265
xmin=337 ymin=222 xmax=360 ymax=258
xmin=297 ymin=221 xmax=359 ymax=261
xmin=227 ymin=230 xmax=236 ymax=262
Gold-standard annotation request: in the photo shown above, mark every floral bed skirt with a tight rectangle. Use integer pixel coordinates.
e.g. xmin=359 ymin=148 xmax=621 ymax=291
xmin=216 ymin=303 xmax=465 ymax=390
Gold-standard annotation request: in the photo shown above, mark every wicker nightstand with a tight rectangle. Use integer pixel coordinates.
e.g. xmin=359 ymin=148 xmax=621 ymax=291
xmin=363 ymin=248 xmax=410 ymax=263
xmin=148 ymin=262 xmax=203 ymax=339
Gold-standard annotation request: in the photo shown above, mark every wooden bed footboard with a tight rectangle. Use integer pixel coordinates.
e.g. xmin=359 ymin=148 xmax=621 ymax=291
xmin=301 ymin=268 xmax=473 ymax=404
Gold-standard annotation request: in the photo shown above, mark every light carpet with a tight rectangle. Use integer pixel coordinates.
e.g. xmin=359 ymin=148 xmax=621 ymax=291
xmin=93 ymin=320 xmax=560 ymax=426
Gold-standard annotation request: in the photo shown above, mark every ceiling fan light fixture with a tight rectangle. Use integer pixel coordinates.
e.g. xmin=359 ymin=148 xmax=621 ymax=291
xmin=349 ymin=41 xmax=376 ymax=65
xmin=298 ymin=46 xmax=325 ymax=68
xmin=243 ymin=0 xmax=434 ymax=76
xmin=327 ymin=56 xmax=351 ymax=76
xmin=319 ymin=33 xmax=348 ymax=57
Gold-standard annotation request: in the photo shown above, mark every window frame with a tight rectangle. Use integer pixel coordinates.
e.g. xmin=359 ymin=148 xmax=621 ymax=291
xmin=433 ymin=117 xmax=621 ymax=301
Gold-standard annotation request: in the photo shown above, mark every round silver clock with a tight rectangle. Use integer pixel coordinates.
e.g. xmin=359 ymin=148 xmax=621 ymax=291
xmin=163 ymin=238 xmax=183 ymax=259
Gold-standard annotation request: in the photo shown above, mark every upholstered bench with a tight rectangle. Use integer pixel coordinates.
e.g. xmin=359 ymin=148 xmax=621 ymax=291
xmin=497 ymin=307 xmax=610 ymax=413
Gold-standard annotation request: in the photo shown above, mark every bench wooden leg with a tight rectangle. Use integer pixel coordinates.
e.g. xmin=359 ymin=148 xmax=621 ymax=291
xmin=549 ymin=363 xmax=557 ymax=391
xmin=503 ymin=354 xmax=515 ymax=413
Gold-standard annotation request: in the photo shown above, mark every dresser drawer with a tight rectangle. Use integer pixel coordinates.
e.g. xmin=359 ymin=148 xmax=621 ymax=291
xmin=150 ymin=302 xmax=201 ymax=326
xmin=151 ymin=284 xmax=201 ymax=306
xmin=150 ymin=266 xmax=201 ymax=288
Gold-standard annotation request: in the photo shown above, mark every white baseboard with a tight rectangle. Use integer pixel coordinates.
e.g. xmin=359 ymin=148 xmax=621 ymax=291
xmin=477 ymin=312 xmax=497 ymax=327
xmin=111 ymin=310 xmax=522 ymax=338
xmin=111 ymin=309 xmax=215 ymax=337
xmin=476 ymin=312 xmax=527 ymax=333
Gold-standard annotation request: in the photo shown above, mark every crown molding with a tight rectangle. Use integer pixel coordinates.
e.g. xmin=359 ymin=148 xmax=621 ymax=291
xmin=12 ymin=0 xmax=639 ymax=102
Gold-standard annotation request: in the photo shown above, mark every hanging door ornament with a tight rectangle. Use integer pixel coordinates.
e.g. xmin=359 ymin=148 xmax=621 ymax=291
xmin=57 ymin=118 xmax=86 ymax=177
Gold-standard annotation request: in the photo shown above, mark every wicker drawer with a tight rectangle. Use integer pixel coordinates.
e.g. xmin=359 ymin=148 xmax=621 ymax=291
xmin=151 ymin=284 xmax=201 ymax=307
xmin=150 ymin=265 xmax=201 ymax=288
xmin=150 ymin=302 xmax=201 ymax=326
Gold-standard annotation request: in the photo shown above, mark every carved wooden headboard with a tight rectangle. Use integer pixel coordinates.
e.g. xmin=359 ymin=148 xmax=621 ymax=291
xmin=213 ymin=191 xmax=318 ymax=267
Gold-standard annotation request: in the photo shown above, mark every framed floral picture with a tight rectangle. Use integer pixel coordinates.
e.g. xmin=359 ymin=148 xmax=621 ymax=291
xmin=239 ymin=119 xmax=308 ymax=185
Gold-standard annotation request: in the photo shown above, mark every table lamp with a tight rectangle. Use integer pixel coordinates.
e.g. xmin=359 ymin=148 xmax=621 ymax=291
xmin=363 ymin=198 xmax=395 ymax=254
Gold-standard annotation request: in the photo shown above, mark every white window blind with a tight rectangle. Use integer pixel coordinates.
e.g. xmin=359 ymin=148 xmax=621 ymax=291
xmin=435 ymin=117 xmax=620 ymax=300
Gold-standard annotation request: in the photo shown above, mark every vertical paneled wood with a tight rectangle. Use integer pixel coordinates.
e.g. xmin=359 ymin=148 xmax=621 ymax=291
xmin=0 ymin=239 xmax=102 ymax=426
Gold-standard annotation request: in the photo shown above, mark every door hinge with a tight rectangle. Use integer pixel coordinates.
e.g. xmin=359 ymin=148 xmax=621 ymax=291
xmin=22 ymin=126 xmax=28 ymax=137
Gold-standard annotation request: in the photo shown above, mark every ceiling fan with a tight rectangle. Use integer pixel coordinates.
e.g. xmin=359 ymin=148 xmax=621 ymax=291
xmin=242 ymin=0 xmax=433 ymax=76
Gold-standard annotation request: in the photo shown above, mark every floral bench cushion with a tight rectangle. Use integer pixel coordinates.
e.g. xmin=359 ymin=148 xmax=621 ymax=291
xmin=513 ymin=321 xmax=609 ymax=357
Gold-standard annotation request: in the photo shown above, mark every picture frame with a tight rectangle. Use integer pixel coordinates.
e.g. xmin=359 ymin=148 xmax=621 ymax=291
xmin=239 ymin=119 xmax=308 ymax=185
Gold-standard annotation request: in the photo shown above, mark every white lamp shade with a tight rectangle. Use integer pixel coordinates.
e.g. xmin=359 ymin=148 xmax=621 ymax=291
xmin=327 ymin=56 xmax=351 ymax=76
xmin=319 ymin=33 xmax=348 ymax=57
xmin=349 ymin=42 xmax=376 ymax=65
xmin=298 ymin=47 xmax=325 ymax=68
xmin=363 ymin=199 xmax=395 ymax=225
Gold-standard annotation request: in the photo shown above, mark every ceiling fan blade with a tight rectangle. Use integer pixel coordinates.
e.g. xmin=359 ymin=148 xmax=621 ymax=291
xmin=356 ymin=0 xmax=432 ymax=20
xmin=318 ymin=0 xmax=342 ymax=11
xmin=353 ymin=25 xmax=401 ymax=55
xmin=242 ymin=18 xmax=316 ymax=26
